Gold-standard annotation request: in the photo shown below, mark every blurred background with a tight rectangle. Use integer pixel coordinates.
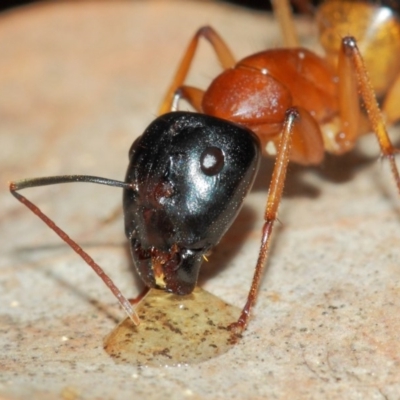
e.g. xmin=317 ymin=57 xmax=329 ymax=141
xmin=0 ymin=0 xmax=269 ymax=12
xmin=0 ymin=1 xmax=271 ymax=12
xmin=0 ymin=0 xmax=317 ymax=13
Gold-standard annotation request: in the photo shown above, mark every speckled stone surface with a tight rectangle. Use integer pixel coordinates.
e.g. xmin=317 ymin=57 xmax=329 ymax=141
xmin=1 ymin=1 xmax=400 ymax=399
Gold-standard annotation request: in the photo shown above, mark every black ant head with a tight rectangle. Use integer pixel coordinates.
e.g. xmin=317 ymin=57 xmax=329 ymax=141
xmin=123 ymin=112 xmax=260 ymax=295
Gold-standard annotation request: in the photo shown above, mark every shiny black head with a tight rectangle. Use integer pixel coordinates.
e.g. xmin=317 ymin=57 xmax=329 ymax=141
xmin=123 ymin=112 xmax=260 ymax=295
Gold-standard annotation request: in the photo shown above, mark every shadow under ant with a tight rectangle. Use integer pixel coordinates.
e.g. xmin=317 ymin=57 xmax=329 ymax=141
xmin=12 ymin=241 xmax=142 ymax=323
xmin=252 ymin=147 xmax=377 ymax=198
xmin=198 ymin=204 xmax=258 ymax=285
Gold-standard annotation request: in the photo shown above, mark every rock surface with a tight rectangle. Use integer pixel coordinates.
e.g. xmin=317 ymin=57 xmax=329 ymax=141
xmin=1 ymin=1 xmax=400 ymax=399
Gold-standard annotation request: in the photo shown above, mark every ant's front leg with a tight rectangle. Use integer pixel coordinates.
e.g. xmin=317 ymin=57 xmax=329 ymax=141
xmin=229 ymin=107 xmax=305 ymax=338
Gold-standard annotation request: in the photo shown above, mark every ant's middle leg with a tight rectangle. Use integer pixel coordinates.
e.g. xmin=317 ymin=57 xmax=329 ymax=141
xmin=159 ymin=26 xmax=236 ymax=114
xmin=171 ymin=86 xmax=205 ymax=112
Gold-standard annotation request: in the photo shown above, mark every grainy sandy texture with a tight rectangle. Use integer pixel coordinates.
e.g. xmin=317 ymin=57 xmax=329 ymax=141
xmin=1 ymin=1 xmax=400 ymax=399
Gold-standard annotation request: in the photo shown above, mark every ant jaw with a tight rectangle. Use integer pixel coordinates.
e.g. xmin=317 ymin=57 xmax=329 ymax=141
xmin=131 ymin=239 xmax=205 ymax=296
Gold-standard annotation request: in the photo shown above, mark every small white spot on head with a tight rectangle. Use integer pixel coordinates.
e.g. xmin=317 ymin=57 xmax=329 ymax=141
xmin=10 ymin=301 xmax=19 ymax=308
xmin=61 ymin=336 xmax=69 ymax=342
xmin=261 ymin=68 xmax=268 ymax=75
xmin=265 ymin=141 xmax=277 ymax=155
xmin=298 ymin=51 xmax=305 ymax=59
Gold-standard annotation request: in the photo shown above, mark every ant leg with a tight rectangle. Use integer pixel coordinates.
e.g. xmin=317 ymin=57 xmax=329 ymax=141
xmin=333 ymin=36 xmax=361 ymax=152
xmin=171 ymin=86 xmax=205 ymax=112
xmin=229 ymin=107 xmax=300 ymax=336
xmin=9 ymin=175 xmax=141 ymax=326
xmin=291 ymin=0 xmax=315 ymax=15
xmin=340 ymin=36 xmax=400 ymax=192
xmin=159 ymin=26 xmax=236 ymax=114
xmin=271 ymin=0 xmax=300 ymax=47
xmin=129 ymin=287 xmax=150 ymax=306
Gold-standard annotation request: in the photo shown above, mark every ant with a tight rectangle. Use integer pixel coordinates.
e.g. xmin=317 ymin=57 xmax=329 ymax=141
xmin=157 ymin=0 xmax=400 ymax=331
xmin=9 ymin=0 xmax=400 ymax=338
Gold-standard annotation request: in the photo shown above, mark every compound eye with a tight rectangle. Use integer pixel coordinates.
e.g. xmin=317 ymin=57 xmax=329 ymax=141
xmin=200 ymin=146 xmax=225 ymax=176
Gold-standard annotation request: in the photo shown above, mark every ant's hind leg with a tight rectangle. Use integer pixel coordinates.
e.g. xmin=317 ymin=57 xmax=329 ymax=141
xmin=340 ymin=36 xmax=400 ymax=193
xmin=271 ymin=0 xmax=300 ymax=47
xmin=159 ymin=26 xmax=236 ymax=114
